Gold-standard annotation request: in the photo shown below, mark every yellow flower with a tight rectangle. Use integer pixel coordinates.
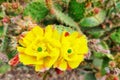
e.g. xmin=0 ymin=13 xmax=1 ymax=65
xmin=17 ymin=25 xmax=89 ymax=72
xmin=54 ymin=31 xmax=88 ymax=71
xmin=17 ymin=25 xmax=61 ymax=72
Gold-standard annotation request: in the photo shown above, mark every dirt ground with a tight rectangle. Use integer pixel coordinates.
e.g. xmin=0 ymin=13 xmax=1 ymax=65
xmin=0 ymin=66 xmax=86 ymax=80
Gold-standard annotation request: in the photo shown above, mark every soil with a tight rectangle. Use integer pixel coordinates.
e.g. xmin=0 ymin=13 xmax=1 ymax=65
xmin=0 ymin=66 xmax=85 ymax=80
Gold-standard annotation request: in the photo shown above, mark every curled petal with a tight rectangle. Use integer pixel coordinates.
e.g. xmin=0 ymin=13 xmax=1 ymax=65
xmin=8 ymin=54 xmax=19 ymax=66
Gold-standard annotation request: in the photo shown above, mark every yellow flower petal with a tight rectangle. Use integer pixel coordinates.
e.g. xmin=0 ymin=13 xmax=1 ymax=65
xmin=52 ymin=29 xmax=60 ymax=40
xmin=24 ymin=46 xmax=36 ymax=56
xmin=18 ymin=39 xmax=26 ymax=47
xmin=17 ymin=47 xmax=25 ymax=52
xmin=32 ymin=26 xmax=44 ymax=38
xmin=68 ymin=55 xmax=84 ymax=69
xmin=24 ymin=31 xmax=35 ymax=42
xmin=19 ymin=53 xmax=43 ymax=65
xmin=44 ymin=25 xmax=53 ymax=38
xmin=35 ymin=65 xmax=49 ymax=72
xmin=36 ymin=52 xmax=49 ymax=60
xmin=44 ymin=57 xmax=54 ymax=68
xmin=55 ymin=59 xmax=67 ymax=71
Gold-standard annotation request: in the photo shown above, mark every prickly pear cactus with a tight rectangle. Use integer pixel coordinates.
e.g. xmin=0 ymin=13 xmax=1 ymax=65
xmin=24 ymin=2 xmax=48 ymax=22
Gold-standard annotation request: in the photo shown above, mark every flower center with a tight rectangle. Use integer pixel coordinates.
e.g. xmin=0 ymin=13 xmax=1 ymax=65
xmin=37 ymin=47 xmax=42 ymax=52
xmin=67 ymin=49 xmax=72 ymax=54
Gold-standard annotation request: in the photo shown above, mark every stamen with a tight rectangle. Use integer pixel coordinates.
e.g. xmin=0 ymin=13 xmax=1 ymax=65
xmin=67 ymin=49 xmax=72 ymax=53
xmin=37 ymin=47 xmax=42 ymax=52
